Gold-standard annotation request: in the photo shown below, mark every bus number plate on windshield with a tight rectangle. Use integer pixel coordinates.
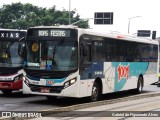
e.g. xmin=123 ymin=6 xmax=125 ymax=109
xmin=41 ymin=88 xmax=50 ymax=93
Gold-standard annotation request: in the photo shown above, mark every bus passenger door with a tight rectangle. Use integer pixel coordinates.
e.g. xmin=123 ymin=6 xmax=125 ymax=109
xmin=79 ymin=42 xmax=92 ymax=97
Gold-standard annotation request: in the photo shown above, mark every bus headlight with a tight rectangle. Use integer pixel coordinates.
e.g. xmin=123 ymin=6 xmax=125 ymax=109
xmin=14 ymin=76 xmax=19 ymax=81
xmin=14 ymin=74 xmax=23 ymax=82
xmin=64 ymin=78 xmax=77 ymax=88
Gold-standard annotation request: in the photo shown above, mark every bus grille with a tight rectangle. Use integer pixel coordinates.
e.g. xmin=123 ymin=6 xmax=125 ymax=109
xmin=29 ymin=84 xmax=64 ymax=93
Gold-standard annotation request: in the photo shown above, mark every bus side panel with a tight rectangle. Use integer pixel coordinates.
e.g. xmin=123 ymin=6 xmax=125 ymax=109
xmin=79 ymin=79 xmax=93 ymax=97
xmin=79 ymin=62 xmax=105 ymax=97
xmin=104 ymin=62 xmax=154 ymax=92
xmin=112 ymin=62 xmax=132 ymax=92
xmin=103 ymin=62 xmax=115 ymax=94
xmin=80 ymin=61 xmax=158 ymax=96
xmin=111 ymin=62 xmax=158 ymax=91
xmin=143 ymin=62 xmax=158 ymax=86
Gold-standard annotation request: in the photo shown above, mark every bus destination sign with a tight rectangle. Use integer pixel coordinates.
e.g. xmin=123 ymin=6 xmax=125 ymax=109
xmin=0 ymin=32 xmax=20 ymax=39
xmin=38 ymin=29 xmax=71 ymax=37
xmin=28 ymin=29 xmax=74 ymax=37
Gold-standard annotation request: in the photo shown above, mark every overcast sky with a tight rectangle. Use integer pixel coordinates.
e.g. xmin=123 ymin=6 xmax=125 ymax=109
xmin=1 ymin=0 xmax=160 ymax=37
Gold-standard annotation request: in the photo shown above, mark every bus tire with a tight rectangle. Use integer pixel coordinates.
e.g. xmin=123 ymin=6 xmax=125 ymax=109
xmin=1 ymin=90 xmax=12 ymax=94
xmin=46 ymin=96 xmax=57 ymax=101
xmin=90 ymin=81 xmax=101 ymax=102
xmin=135 ymin=76 xmax=143 ymax=94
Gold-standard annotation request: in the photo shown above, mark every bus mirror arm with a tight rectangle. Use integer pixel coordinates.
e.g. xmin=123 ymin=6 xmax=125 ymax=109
xmin=19 ymin=37 xmax=25 ymax=42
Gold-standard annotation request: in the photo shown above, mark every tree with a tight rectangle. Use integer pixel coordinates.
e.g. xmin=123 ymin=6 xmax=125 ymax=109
xmin=0 ymin=2 xmax=89 ymax=29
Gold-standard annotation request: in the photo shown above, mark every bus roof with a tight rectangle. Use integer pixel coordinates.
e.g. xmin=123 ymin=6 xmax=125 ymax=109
xmin=28 ymin=25 xmax=158 ymax=45
xmin=28 ymin=25 xmax=78 ymax=29
xmin=0 ymin=29 xmax=26 ymax=32
xmin=79 ymin=28 xmax=158 ymax=45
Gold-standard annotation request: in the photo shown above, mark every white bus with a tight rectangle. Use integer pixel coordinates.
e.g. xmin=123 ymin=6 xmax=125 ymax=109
xmin=19 ymin=26 xmax=159 ymax=101
xmin=0 ymin=29 xmax=26 ymax=94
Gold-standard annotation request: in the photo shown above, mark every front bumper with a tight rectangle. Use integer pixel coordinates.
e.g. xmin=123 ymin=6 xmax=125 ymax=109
xmin=0 ymin=79 xmax=22 ymax=90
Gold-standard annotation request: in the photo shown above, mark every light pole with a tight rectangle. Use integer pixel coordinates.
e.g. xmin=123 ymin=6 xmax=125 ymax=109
xmin=128 ymin=16 xmax=141 ymax=34
xmin=69 ymin=0 xmax=71 ymax=24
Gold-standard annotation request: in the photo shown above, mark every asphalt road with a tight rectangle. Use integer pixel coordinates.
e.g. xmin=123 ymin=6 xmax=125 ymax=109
xmin=0 ymin=84 xmax=160 ymax=111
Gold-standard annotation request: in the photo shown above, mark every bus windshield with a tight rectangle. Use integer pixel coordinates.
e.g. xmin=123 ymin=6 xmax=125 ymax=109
xmin=0 ymin=41 xmax=23 ymax=67
xmin=26 ymin=39 xmax=78 ymax=71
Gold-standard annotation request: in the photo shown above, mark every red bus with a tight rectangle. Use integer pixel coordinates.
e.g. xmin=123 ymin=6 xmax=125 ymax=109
xmin=0 ymin=29 xmax=26 ymax=94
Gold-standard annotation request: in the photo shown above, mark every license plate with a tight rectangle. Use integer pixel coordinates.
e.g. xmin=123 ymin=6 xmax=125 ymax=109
xmin=41 ymin=88 xmax=50 ymax=93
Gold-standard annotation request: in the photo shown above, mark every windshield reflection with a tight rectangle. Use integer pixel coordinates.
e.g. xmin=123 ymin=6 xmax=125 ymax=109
xmin=0 ymin=41 xmax=23 ymax=67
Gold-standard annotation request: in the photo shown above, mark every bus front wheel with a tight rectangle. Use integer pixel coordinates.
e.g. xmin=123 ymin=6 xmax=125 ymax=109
xmin=90 ymin=82 xmax=101 ymax=102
